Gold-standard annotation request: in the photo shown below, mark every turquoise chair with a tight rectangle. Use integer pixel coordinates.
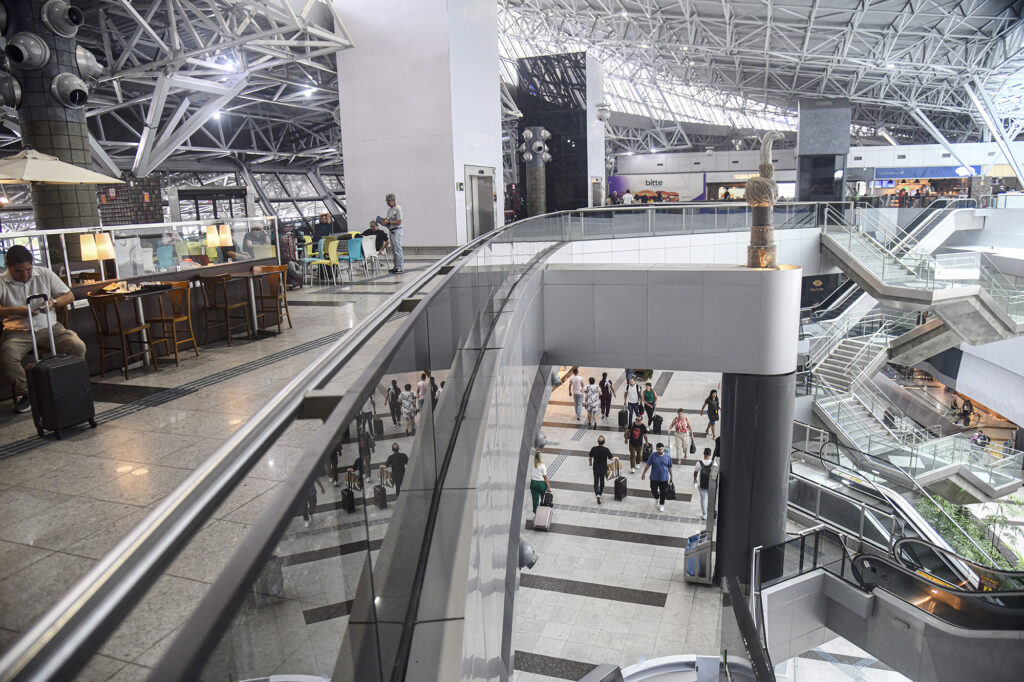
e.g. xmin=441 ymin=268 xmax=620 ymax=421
xmin=342 ymin=236 xmax=368 ymax=279
xmin=299 ymin=237 xmax=325 ymax=284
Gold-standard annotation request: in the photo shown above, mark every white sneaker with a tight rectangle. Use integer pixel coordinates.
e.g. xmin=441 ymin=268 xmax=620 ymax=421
xmin=659 ymin=504 xmax=665 ymax=512
xmin=631 ymin=467 xmax=636 ymax=473
xmin=304 ymin=519 xmax=310 ymax=528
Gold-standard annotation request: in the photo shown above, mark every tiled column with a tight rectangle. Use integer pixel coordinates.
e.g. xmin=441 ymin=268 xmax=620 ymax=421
xmin=7 ymin=0 xmax=100 ymax=231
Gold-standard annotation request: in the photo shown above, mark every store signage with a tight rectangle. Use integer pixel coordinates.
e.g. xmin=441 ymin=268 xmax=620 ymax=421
xmin=875 ymin=165 xmax=981 ymax=179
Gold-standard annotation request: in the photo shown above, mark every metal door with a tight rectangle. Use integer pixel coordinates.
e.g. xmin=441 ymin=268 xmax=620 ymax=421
xmin=465 ymin=166 xmax=495 ymax=239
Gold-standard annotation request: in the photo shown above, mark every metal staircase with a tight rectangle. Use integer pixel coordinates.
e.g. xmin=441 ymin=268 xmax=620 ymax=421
xmin=808 ymin=307 xmax=1023 ymax=501
xmin=819 ymin=205 xmax=1024 ymax=364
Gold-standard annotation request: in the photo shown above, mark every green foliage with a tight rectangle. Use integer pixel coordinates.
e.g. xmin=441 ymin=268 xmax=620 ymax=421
xmin=914 ymin=496 xmax=1020 ymax=570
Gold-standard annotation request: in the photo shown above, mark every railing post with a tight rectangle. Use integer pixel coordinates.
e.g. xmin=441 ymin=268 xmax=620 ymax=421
xmin=749 ymin=546 xmax=762 ymax=615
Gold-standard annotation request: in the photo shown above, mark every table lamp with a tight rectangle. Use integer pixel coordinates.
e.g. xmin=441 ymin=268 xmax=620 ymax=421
xmin=79 ymin=233 xmax=97 ymax=261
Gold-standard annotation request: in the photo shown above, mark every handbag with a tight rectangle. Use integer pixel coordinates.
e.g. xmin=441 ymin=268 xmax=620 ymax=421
xmin=689 ymin=437 xmax=697 ymax=455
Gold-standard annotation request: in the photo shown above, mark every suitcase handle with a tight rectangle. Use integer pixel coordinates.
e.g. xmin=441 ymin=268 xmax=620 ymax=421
xmin=25 ymin=294 xmax=57 ymax=362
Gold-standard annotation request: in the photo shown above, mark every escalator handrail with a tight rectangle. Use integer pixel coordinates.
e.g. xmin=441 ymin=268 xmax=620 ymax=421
xmin=891 ymin=537 xmax=1024 ymax=580
xmin=852 ymin=553 xmax=1024 ymax=599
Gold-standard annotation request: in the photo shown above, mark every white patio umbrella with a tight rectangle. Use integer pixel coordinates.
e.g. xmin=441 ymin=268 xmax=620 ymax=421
xmin=0 ymin=148 xmax=123 ymax=184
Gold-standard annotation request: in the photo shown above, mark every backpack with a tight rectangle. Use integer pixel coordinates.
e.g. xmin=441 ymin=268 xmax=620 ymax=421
xmin=698 ymin=461 xmax=713 ymax=489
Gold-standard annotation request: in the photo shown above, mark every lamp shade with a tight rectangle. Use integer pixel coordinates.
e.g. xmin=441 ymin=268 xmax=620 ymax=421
xmin=218 ymin=224 xmax=232 ymax=248
xmin=79 ymin=233 xmax=97 ymax=261
xmin=95 ymin=233 xmax=115 ymax=260
xmin=205 ymin=224 xmax=219 ymax=248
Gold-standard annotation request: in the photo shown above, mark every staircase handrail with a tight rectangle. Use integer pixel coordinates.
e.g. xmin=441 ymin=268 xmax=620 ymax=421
xmin=809 ymin=310 xmax=905 ymax=369
xmin=850 ymin=376 xmax=932 ymax=446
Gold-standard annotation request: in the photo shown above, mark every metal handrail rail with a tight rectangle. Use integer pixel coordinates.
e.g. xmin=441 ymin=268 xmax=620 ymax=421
xmin=891 ymin=537 xmax=1024 ymax=581
xmin=0 ymin=214 xmax=521 ymax=682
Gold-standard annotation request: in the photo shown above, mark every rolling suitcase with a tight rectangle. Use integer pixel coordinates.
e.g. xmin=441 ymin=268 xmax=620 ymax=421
xmin=26 ymin=294 xmax=96 ymax=439
xmin=341 ymin=487 xmax=356 ymax=513
xmin=534 ymin=504 xmax=552 ymax=531
xmin=618 ymin=408 xmax=628 ymax=428
xmin=373 ymin=417 xmax=384 ymax=437
xmin=614 ymin=475 xmax=627 ymax=500
xmin=374 ymin=484 xmax=388 ymax=509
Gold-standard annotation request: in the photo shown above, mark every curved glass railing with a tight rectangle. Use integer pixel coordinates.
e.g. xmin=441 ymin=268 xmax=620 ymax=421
xmin=0 ymin=201 xmax=840 ymax=681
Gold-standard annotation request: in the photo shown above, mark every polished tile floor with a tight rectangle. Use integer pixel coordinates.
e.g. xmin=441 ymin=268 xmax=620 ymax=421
xmin=0 ymin=260 xmax=437 ymax=679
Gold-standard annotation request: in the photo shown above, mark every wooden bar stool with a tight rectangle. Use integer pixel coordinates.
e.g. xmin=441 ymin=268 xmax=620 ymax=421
xmin=252 ymin=265 xmax=293 ymax=333
xmin=87 ymin=291 xmax=166 ymax=379
xmin=198 ymin=274 xmax=251 ymax=345
xmin=149 ymin=281 xmax=200 ymax=365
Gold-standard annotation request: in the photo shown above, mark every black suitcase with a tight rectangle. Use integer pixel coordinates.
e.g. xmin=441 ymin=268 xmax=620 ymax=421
xmin=374 ymin=484 xmax=388 ymax=509
xmin=341 ymin=487 xmax=356 ymax=513
xmin=373 ymin=417 xmax=384 ymax=437
xmin=614 ymin=476 xmax=627 ymax=500
xmin=618 ymin=409 xmax=628 ymax=428
xmin=652 ymin=414 xmax=663 ymax=434
xmin=541 ymin=491 xmax=553 ymax=507
xmin=26 ymin=294 xmax=96 ymax=439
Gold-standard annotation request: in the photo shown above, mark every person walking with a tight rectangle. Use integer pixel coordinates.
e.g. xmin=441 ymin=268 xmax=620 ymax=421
xmin=642 ymin=381 xmax=658 ymax=427
xmin=400 ymin=383 xmax=418 ymax=435
xmin=588 ymin=435 xmax=613 ymax=504
xmin=624 ymin=414 xmax=649 ymax=473
xmin=430 ymin=375 xmax=440 ymax=410
xmin=386 ymin=379 xmax=402 ymax=426
xmin=568 ymin=368 xmax=586 ymax=421
xmin=302 ymin=475 xmax=327 ymax=528
xmin=693 ymin=447 xmax=716 ymax=520
xmin=584 ymin=376 xmax=601 ymax=429
xmin=623 ymin=377 xmax=643 ymax=425
xmin=529 ymin=451 xmax=551 ymax=514
xmin=669 ymin=409 xmax=692 ymax=464
xmin=382 ymin=193 xmax=405 ymax=273
xmin=641 ymin=442 xmax=673 ymax=512
xmin=599 ymin=371 xmax=616 ymax=420
xmin=416 ymin=373 xmax=430 ymax=412
xmin=358 ymin=393 xmax=376 ymax=433
xmin=386 ymin=443 xmax=409 ymax=497
xmin=700 ymin=389 xmax=721 ymax=439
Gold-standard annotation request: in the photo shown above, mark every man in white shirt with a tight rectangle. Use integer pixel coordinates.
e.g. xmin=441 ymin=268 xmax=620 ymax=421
xmin=416 ymin=372 xmax=429 ymax=412
xmin=623 ymin=376 xmax=643 ymax=425
xmin=382 ymin=193 xmax=405 ymax=273
xmin=621 ymin=189 xmax=634 ymax=205
xmin=693 ymin=447 xmax=716 ymax=520
xmin=568 ymin=367 xmax=586 ymax=421
xmin=0 ymin=245 xmax=86 ymax=413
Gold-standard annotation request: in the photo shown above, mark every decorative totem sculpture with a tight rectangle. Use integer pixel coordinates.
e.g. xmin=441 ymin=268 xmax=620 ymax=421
xmin=745 ymin=131 xmax=784 ymax=268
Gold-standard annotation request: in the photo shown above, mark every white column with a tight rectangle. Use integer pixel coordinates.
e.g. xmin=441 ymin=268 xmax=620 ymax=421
xmin=334 ymin=0 xmax=502 ymax=247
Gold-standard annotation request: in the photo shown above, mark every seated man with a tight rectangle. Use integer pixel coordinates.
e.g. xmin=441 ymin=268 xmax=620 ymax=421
xmin=241 ymin=225 xmax=271 ymax=257
xmin=357 ymin=221 xmax=389 ymax=253
xmin=0 ymin=245 xmax=87 ymax=413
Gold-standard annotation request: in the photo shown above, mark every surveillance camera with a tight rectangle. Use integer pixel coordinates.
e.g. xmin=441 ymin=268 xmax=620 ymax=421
xmin=705 ymin=148 xmax=714 ymax=157
xmin=534 ymin=430 xmax=547 ymax=449
xmin=519 ymin=538 xmax=538 ymax=570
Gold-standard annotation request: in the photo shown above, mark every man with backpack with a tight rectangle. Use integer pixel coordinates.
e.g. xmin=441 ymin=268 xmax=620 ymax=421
xmin=624 ymin=414 xmax=649 ymax=473
xmin=693 ymin=447 xmax=716 ymax=520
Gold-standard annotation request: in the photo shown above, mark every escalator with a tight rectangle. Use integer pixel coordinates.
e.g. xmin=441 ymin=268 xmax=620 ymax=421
xmin=801 ymin=278 xmax=868 ymax=323
xmin=755 ymin=526 xmax=1024 ymax=682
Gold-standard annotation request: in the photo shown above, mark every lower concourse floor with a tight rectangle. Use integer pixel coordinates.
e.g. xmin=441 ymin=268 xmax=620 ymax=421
xmin=513 ymin=368 xmax=910 ymax=682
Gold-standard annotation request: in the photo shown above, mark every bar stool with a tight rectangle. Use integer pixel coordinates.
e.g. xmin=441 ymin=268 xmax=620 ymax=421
xmin=252 ymin=265 xmax=293 ymax=333
xmin=149 ymin=281 xmax=200 ymax=365
xmin=198 ymin=274 xmax=251 ymax=345
xmin=87 ymin=291 xmax=165 ymax=379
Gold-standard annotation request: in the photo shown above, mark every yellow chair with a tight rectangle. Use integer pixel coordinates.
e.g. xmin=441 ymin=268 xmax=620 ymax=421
xmin=302 ymin=236 xmax=313 ymax=258
xmin=309 ymin=240 xmax=340 ymax=284
xmin=173 ymin=242 xmax=191 ymax=260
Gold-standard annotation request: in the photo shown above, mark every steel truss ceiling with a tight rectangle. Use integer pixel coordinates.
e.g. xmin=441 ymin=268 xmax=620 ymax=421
xmin=0 ymin=1 xmax=1019 ymax=174
xmin=1 ymin=0 xmax=352 ymax=173
xmin=499 ymin=0 xmax=1024 ymax=150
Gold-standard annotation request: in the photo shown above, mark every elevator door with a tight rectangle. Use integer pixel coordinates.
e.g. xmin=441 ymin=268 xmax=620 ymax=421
xmin=466 ymin=167 xmax=495 ymax=240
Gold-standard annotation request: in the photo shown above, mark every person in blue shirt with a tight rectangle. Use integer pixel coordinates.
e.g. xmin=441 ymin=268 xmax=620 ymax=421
xmin=641 ymin=442 xmax=673 ymax=511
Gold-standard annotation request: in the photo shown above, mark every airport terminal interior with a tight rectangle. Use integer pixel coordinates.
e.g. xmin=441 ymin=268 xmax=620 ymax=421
xmin=1 ymin=1 xmax=1024 ymax=681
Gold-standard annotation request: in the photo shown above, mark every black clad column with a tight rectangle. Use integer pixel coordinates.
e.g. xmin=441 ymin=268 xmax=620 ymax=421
xmin=715 ymin=371 xmax=794 ymax=585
